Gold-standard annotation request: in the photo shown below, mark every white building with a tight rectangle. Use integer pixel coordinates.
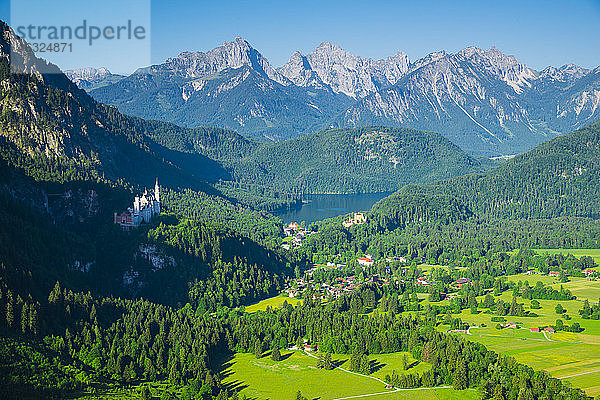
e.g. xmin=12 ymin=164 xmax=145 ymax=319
xmin=114 ymin=178 xmax=161 ymax=230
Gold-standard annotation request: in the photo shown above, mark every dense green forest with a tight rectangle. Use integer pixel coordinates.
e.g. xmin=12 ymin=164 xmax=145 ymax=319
xmin=226 ymin=126 xmax=490 ymax=194
xmin=146 ymin=123 xmax=491 ymax=195
xmin=382 ymin=120 xmax=600 ymax=220
xmin=0 ymin=264 xmax=592 ymax=400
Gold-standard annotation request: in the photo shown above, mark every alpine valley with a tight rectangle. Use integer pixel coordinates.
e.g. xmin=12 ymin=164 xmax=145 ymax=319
xmin=1 ymin=13 xmax=600 ymax=400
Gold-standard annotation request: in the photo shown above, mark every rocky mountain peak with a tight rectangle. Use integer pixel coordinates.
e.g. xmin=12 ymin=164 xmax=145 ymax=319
xmin=280 ymin=42 xmax=412 ymax=97
xmin=158 ymin=37 xmax=289 ymax=84
xmin=409 ymin=50 xmax=448 ymax=72
xmin=277 ymin=50 xmax=322 ymax=88
xmin=372 ymin=50 xmax=410 ymax=86
xmin=314 ymin=41 xmax=344 ymax=53
xmin=65 ymin=67 xmax=112 ymax=80
xmin=0 ymin=20 xmax=63 ymax=77
xmin=456 ymin=46 xmax=537 ymax=93
xmin=538 ymin=64 xmax=590 ymax=83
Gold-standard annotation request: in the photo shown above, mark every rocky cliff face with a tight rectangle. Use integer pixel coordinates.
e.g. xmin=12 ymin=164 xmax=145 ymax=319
xmin=155 ymin=37 xmax=289 ymax=84
xmin=337 ymin=47 xmax=599 ymax=155
xmin=279 ymin=41 xmax=410 ymax=98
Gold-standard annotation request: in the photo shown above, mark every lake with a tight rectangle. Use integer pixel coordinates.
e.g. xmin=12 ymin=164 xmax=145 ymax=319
xmin=274 ymin=192 xmax=393 ymax=225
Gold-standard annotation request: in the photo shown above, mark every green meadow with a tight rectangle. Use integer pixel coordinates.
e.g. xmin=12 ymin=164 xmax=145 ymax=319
xmin=331 ymin=351 xmax=432 ymax=382
xmin=533 ymin=249 xmax=600 ymax=265
xmin=434 ymin=273 xmax=600 ymax=396
xmin=245 ymin=295 xmax=302 ymax=313
xmin=220 ymin=351 xmax=479 ymax=400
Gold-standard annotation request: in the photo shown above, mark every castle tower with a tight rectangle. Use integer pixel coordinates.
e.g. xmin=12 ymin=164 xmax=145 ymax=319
xmin=154 ymin=177 xmax=160 ymax=203
xmin=154 ymin=177 xmax=160 ymax=215
xmin=134 ymin=196 xmax=140 ymax=213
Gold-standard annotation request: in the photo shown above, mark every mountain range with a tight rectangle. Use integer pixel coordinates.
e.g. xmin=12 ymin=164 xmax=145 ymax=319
xmin=63 ymin=67 xmax=124 ymax=91
xmin=83 ymin=38 xmax=600 ymax=156
xmin=0 ymin=17 xmax=483 ymax=215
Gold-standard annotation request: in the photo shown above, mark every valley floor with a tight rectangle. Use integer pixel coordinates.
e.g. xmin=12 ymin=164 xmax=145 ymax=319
xmin=442 ymin=275 xmax=600 ymax=396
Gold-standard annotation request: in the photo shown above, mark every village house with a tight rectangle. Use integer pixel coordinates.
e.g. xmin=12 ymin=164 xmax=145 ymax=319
xmin=530 ymin=327 xmax=540 ymax=332
xmin=415 ymin=277 xmax=430 ymax=286
xmin=454 ymin=277 xmax=472 ymax=289
xmin=544 ymin=326 xmax=555 ymax=333
xmin=357 ymin=256 xmax=374 ymax=267
xmin=583 ymin=268 xmax=596 ymax=276
xmin=386 ymin=256 xmax=407 ymax=263
xmin=549 ymin=271 xmax=560 ymax=277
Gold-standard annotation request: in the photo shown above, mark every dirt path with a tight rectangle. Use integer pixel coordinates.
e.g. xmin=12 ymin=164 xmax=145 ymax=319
xmin=331 ymin=386 xmax=453 ymax=400
xmin=302 ymin=351 xmax=390 ymax=386
xmin=558 ymin=368 xmax=600 ymax=379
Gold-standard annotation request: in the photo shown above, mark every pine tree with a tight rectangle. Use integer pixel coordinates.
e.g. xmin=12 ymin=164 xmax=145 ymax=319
xmin=517 ymin=388 xmax=534 ymax=400
xmin=399 ymin=353 xmax=407 ymax=370
xmin=360 ymin=354 xmax=371 ymax=375
xmin=421 ymin=342 xmax=431 ymax=363
xmin=272 ymin=346 xmax=281 ymax=361
xmin=138 ymin=385 xmax=151 ymax=400
xmin=48 ymin=281 xmax=61 ymax=303
xmin=6 ymin=296 xmax=14 ymax=328
xmin=29 ymin=304 xmax=38 ymax=335
xmin=295 ymin=390 xmax=307 ymax=400
xmin=493 ymin=385 xmax=505 ymax=400
xmin=254 ymin=338 xmax=262 ymax=358
xmin=452 ymin=359 xmax=468 ymax=390
xmin=21 ymin=302 xmax=29 ymax=333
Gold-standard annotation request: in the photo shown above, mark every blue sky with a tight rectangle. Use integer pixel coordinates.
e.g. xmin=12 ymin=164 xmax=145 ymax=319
xmin=1 ymin=0 xmax=599 ymax=74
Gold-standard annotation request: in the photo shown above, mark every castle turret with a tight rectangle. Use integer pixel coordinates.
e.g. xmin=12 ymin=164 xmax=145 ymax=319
xmin=154 ymin=177 xmax=160 ymax=204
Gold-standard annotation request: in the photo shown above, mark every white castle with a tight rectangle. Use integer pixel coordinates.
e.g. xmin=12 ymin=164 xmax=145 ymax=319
xmin=114 ymin=178 xmax=161 ymax=230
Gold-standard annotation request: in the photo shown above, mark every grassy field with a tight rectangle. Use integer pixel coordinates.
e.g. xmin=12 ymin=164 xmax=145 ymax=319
xmin=552 ymin=279 xmax=600 ymax=302
xmin=533 ymin=249 xmax=600 ymax=265
xmin=245 ymin=295 xmax=302 ymax=313
xmin=221 ymin=351 xmax=479 ymax=400
xmin=332 ymin=351 xmax=432 ymax=382
xmin=430 ymin=274 xmax=600 ymax=396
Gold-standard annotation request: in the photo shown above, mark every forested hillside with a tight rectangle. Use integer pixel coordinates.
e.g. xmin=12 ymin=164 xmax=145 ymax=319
xmin=146 ymin=124 xmax=489 ymax=195
xmin=227 ymin=126 xmax=487 ymax=193
xmin=0 ymin=20 xmax=296 ymax=308
xmin=373 ymin=119 xmax=600 ymax=223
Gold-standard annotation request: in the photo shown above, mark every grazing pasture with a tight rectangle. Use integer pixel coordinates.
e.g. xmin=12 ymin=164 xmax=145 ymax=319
xmin=220 ymin=351 xmax=478 ymax=400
